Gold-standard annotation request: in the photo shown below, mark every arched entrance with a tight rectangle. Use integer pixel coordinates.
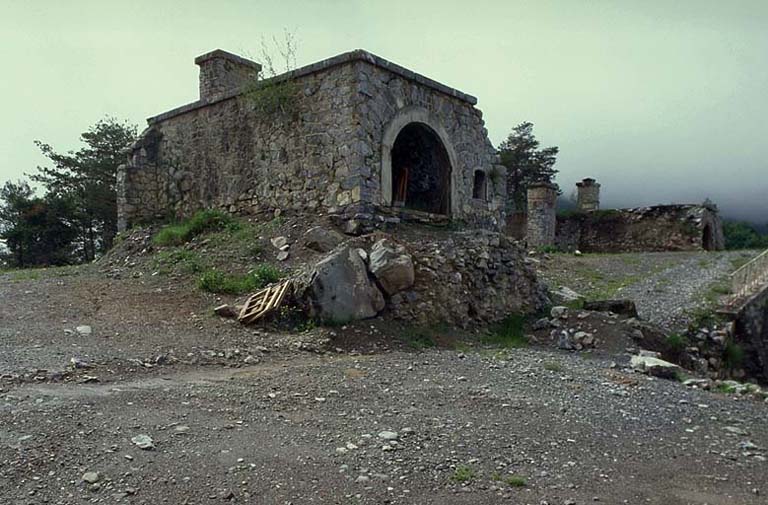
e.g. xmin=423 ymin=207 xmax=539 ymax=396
xmin=381 ymin=107 xmax=459 ymax=217
xmin=702 ymin=224 xmax=714 ymax=251
xmin=390 ymin=123 xmax=451 ymax=214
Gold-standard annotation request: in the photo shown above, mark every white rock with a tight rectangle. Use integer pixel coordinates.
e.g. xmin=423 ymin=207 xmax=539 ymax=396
xmin=82 ymin=472 xmax=100 ymax=484
xmin=377 ymin=430 xmax=399 ymax=441
xmin=131 ymin=434 xmax=155 ymax=450
xmin=75 ymin=325 xmax=92 ymax=336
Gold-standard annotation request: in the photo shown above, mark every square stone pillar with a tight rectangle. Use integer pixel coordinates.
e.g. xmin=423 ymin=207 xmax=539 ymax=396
xmin=195 ymin=49 xmax=262 ymax=102
xmin=527 ymin=182 xmax=558 ymax=247
xmin=576 ymin=177 xmax=600 ymax=212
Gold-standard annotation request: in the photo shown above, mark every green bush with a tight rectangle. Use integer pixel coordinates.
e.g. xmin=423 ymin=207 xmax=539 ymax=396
xmin=723 ymin=221 xmax=768 ymax=250
xmin=481 ymin=314 xmax=528 ymax=348
xmin=665 ymin=333 xmax=688 ymax=353
xmin=198 ymin=264 xmax=281 ymax=294
xmin=154 ymin=210 xmax=241 ymax=246
xmin=153 ymin=249 xmax=206 ymax=274
xmin=451 ymin=465 xmax=476 ymax=483
xmin=723 ymin=342 xmax=745 ymax=370
xmin=504 ymin=475 xmax=527 ymax=487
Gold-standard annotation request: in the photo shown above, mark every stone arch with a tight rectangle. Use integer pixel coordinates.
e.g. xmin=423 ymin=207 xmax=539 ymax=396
xmin=381 ymin=106 xmax=459 ymax=216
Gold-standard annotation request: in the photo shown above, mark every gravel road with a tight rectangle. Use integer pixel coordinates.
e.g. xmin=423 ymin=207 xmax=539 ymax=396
xmin=539 ymin=250 xmax=758 ymax=332
xmin=1 ymin=256 xmax=767 ymax=504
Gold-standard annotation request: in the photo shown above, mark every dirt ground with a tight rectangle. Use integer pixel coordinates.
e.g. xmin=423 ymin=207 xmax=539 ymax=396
xmin=1 ymin=249 xmax=767 ymax=504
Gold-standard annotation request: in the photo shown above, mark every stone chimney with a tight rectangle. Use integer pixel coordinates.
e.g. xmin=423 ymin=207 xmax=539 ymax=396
xmin=526 ymin=182 xmax=558 ymax=247
xmin=576 ymin=177 xmax=600 ymax=212
xmin=194 ymin=50 xmax=262 ymax=102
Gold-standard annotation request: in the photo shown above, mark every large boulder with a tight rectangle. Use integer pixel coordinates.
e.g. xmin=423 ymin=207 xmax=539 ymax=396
xmin=368 ymin=239 xmax=415 ymax=296
xmin=302 ymin=226 xmax=345 ymax=253
xmin=306 ymin=246 xmax=385 ymax=322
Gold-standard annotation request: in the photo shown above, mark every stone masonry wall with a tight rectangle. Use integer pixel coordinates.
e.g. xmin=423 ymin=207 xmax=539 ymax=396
xmin=555 ymin=205 xmax=725 ymax=253
xmin=383 ymin=230 xmax=548 ymax=325
xmin=119 ymin=61 xmax=362 ymax=228
xmin=119 ymin=50 xmax=504 ymax=232
xmin=355 ymin=60 xmax=505 ymax=230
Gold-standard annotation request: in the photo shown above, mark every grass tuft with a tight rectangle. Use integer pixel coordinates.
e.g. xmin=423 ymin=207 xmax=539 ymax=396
xmin=451 ymin=465 xmax=476 ymax=483
xmin=154 ymin=210 xmax=241 ymax=246
xmin=481 ymin=314 xmax=527 ymax=348
xmin=504 ymin=475 xmax=527 ymax=487
xmin=198 ymin=264 xmax=281 ymax=294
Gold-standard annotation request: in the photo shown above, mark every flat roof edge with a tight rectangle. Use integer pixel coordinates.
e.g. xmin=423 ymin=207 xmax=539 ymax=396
xmin=147 ymin=49 xmax=477 ymax=125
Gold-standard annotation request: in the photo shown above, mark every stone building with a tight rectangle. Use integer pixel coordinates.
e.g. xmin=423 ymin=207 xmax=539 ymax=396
xmin=117 ymin=49 xmax=505 ymax=232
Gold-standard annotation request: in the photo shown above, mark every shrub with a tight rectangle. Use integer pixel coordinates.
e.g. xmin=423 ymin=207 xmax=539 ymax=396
xmin=154 ymin=210 xmax=240 ymax=246
xmin=405 ymin=330 xmax=437 ymax=350
xmin=665 ymin=333 xmax=688 ymax=353
xmin=504 ymin=475 xmax=527 ymax=487
xmin=198 ymin=264 xmax=281 ymax=294
xmin=481 ymin=314 xmax=527 ymax=348
xmin=723 ymin=221 xmax=768 ymax=250
xmin=723 ymin=342 xmax=745 ymax=370
xmin=451 ymin=465 xmax=476 ymax=483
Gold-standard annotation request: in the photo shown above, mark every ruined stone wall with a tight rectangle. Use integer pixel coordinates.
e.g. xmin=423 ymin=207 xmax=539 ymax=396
xmin=384 ymin=230 xmax=547 ymax=325
xmin=119 ymin=62 xmax=363 ymax=229
xmin=555 ymin=205 xmax=725 ymax=253
xmin=731 ymin=286 xmax=768 ymax=383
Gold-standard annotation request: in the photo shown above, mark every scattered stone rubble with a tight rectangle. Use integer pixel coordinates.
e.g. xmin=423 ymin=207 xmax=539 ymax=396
xmin=292 ymin=228 xmax=546 ymax=326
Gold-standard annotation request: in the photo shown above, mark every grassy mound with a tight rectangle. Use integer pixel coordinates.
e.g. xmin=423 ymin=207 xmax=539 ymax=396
xmin=154 ymin=210 xmax=241 ymax=246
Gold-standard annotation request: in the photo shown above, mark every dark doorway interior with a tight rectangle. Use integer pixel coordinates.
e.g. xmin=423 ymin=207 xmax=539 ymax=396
xmin=702 ymin=224 xmax=714 ymax=251
xmin=391 ymin=123 xmax=451 ymax=215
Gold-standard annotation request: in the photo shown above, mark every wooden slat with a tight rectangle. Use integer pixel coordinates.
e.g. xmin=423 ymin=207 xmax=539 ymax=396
xmin=237 ymin=279 xmax=293 ymax=325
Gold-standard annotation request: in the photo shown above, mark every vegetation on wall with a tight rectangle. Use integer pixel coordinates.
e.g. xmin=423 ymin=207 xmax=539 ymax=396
xmin=243 ymin=31 xmax=300 ymax=118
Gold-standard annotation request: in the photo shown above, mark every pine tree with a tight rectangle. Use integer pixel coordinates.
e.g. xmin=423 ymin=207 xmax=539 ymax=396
xmin=498 ymin=122 xmax=559 ymax=212
xmin=31 ymin=117 xmax=137 ymax=261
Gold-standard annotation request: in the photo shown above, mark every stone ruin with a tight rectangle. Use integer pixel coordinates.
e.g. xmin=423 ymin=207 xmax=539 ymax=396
xmin=523 ymin=178 xmax=725 ymax=252
xmin=117 ymin=48 xmax=547 ymax=325
xmin=117 ymin=49 xmax=506 ymax=233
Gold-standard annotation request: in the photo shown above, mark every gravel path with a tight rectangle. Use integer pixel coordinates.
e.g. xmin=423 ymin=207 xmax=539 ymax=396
xmin=2 ymin=350 xmax=766 ymax=504
xmin=2 ymin=252 xmax=767 ymax=504
xmin=618 ymin=251 xmax=750 ymax=331
xmin=539 ymin=250 xmax=759 ymax=332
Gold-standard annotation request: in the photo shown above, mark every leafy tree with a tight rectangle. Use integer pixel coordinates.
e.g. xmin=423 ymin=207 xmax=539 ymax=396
xmin=31 ymin=117 xmax=137 ymax=261
xmin=498 ymin=122 xmax=559 ymax=212
xmin=0 ymin=180 xmax=77 ymax=267
xmin=723 ymin=220 xmax=768 ymax=250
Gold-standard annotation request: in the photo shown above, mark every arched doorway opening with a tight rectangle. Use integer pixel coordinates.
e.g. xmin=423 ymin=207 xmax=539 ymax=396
xmin=390 ymin=123 xmax=451 ymax=215
xmin=702 ymin=224 xmax=715 ymax=251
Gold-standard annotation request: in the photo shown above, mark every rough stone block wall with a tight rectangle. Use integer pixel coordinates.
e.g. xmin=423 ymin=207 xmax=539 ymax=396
xmin=526 ymin=184 xmax=558 ymax=247
xmin=356 ymin=61 xmax=505 ymax=229
xmin=555 ymin=205 xmax=725 ymax=253
xmin=118 ymin=50 xmax=505 ymax=232
xmin=120 ymin=62 xmax=363 ymax=227
xmin=732 ymin=286 xmax=768 ymax=383
xmin=385 ymin=230 xmax=548 ymax=325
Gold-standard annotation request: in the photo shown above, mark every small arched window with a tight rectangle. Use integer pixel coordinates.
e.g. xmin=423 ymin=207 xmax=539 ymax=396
xmin=472 ymin=170 xmax=487 ymax=200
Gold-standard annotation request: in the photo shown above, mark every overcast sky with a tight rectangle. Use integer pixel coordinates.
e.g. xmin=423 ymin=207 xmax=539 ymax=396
xmin=1 ymin=0 xmax=766 ymax=222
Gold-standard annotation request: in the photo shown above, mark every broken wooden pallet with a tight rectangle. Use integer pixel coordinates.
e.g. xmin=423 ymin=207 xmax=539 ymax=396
xmin=238 ymin=279 xmax=293 ymax=325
